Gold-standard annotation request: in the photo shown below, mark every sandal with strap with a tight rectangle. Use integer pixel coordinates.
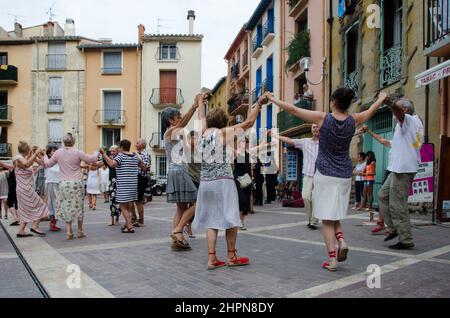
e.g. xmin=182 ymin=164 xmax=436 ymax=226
xmin=207 ymin=252 xmax=226 ymax=270
xmin=77 ymin=231 xmax=86 ymax=239
xmin=171 ymin=232 xmax=191 ymax=249
xmin=335 ymin=232 xmax=349 ymax=262
xmin=323 ymin=251 xmax=337 ymax=272
xmin=226 ymin=250 xmax=250 ymax=267
xmin=122 ymin=227 xmax=135 ymax=234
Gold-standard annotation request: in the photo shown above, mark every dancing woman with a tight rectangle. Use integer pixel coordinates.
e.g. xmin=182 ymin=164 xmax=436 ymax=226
xmin=162 ymin=95 xmax=202 ymax=250
xmin=13 ymin=142 xmax=49 ymax=238
xmin=264 ymin=89 xmax=388 ymax=271
xmin=106 ymin=145 xmax=121 ymax=226
xmin=192 ymin=94 xmax=265 ymax=270
xmin=44 ymin=144 xmax=61 ymax=232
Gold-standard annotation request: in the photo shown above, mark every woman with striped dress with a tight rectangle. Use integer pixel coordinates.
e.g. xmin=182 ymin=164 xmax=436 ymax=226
xmin=13 ymin=141 xmax=49 ymax=238
xmin=100 ymin=140 xmax=147 ymax=233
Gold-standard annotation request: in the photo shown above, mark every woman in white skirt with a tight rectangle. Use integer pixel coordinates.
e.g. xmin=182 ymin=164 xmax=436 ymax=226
xmin=86 ymin=165 xmax=101 ymax=210
xmin=100 ymin=164 xmax=110 ymax=203
xmin=264 ymin=89 xmax=388 ymax=271
xmin=192 ymin=94 xmax=265 ymax=270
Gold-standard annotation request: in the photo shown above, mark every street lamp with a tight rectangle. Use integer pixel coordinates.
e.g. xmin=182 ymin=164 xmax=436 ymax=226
xmin=300 ymin=57 xmax=327 ymax=86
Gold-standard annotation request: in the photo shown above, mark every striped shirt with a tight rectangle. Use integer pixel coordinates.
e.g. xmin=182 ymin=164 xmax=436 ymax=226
xmin=114 ymin=153 xmax=140 ymax=203
xmin=293 ymin=138 xmax=319 ymax=177
xmin=137 ymin=149 xmax=151 ymax=177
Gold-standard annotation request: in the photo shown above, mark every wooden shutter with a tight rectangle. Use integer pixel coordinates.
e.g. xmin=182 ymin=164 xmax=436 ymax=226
xmin=160 ymin=71 xmax=177 ymax=104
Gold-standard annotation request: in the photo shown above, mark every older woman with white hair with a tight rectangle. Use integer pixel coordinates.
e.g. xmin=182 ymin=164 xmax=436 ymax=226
xmin=43 ymin=133 xmax=100 ymax=240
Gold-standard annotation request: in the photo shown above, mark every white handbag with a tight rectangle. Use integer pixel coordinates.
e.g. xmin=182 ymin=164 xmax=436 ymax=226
xmin=237 ymin=173 xmax=252 ymax=189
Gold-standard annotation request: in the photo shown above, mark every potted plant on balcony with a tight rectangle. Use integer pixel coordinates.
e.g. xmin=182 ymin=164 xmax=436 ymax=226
xmin=286 ymin=31 xmax=310 ymax=73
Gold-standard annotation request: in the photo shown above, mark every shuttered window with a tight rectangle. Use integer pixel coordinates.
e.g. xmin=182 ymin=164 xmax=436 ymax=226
xmin=103 ymin=91 xmax=122 ymax=123
xmin=48 ymin=77 xmax=63 ymax=112
xmin=103 ymin=52 xmax=122 ymax=74
xmin=48 ymin=119 xmax=64 ymax=147
xmin=47 ymin=43 xmax=66 ymax=70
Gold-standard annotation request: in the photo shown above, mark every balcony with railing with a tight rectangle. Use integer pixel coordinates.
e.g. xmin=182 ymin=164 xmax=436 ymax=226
xmin=149 ymin=132 xmax=165 ymax=149
xmin=288 ymin=0 xmax=307 ymax=17
xmin=277 ymin=99 xmax=314 ymax=133
xmin=228 ymin=91 xmax=250 ymax=116
xmin=150 ymin=88 xmax=184 ymax=109
xmin=241 ymin=50 xmax=249 ymax=74
xmin=48 ymin=98 xmax=64 ymax=113
xmin=0 ymin=143 xmax=12 ymax=159
xmin=46 ymin=54 xmax=66 ymax=70
xmin=424 ymin=0 xmax=450 ymax=57
xmin=0 ymin=105 xmax=13 ymax=124
xmin=252 ymin=35 xmax=263 ymax=58
xmin=252 ymin=85 xmax=263 ymax=104
xmin=156 ymin=47 xmax=181 ymax=62
xmin=344 ymin=70 xmax=359 ymax=98
xmin=262 ymin=18 xmax=275 ymax=46
xmin=0 ymin=65 xmax=18 ymax=85
xmin=94 ymin=109 xmax=127 ymax=127
xmin=381 ymin=44 xmax=402 ymax=87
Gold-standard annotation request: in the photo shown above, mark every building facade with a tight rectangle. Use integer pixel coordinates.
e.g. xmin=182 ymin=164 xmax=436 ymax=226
xmin=140 ymin=20 xmax=202 ymax=180
xmin=209 ymin=76 xmax=228 ymax=113
xmin=80 ymin=43 xmax=141 ymax=153
xmin=331 ymin=0 xmax=441 ymax=207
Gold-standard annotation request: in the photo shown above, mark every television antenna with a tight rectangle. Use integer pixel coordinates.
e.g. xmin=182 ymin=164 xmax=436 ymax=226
xmin=46 ymin=2 xmax=57 ymax=21
xmin=156 ymin=18 xmax=175 ymax=34
xmin=7 ymin=13 xmax=28 ymax=24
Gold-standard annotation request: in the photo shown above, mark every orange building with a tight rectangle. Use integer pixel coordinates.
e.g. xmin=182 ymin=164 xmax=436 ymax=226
xmin=79 ymin=43 xmax=141 ymax=152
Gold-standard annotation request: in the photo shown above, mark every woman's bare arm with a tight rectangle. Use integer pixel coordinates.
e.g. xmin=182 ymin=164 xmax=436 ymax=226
xmin=353 ymin=92 xmax=388 ymax=126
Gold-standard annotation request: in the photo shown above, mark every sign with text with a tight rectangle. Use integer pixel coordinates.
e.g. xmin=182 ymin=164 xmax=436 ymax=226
xmin=285 ymin=150 xmax=298 ymax=182
xmin=408 ymin=144 xmax=435 ymax=203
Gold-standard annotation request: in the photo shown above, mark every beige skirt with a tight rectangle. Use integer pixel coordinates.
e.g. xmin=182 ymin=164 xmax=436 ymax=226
xmin=312 ymin=170 xmax=351 ymax=221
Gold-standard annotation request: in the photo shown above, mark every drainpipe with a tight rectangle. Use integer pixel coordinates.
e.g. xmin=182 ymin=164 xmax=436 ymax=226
xmin=424 ymin=56 xmax=430 ymax=144
xmin=82 ymin=47 xmax=87 ymax=151
xmin=327 ymin=0 xmax=333 ymax=112
xmin=34 ymin=38 xmax=39 ymax=146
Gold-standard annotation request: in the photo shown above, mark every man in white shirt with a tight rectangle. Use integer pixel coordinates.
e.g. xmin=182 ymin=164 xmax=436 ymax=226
xmin=377 ymin=98 xmax=423 ymax=250
xmin=273 ymin=124 xmax=320 ymax=230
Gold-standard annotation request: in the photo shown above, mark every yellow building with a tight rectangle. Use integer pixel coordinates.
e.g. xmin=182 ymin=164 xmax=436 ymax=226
xmin=79 ymin=43 xmax=141 ymax=152
xmin=330 ymin=0 xmax=441 ymax=207
xmin=208 ymin=76 xmax=228 ymax=113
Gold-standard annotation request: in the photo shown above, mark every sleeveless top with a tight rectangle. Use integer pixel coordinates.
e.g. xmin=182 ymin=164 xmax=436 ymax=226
xmin=199 ymin=129 xmax=233 ymax=181
xmin=164 ymin=131 xmax=187 ymax=171
xmin=365 ymin=162 xmax=376 ymax=181
xmin=316 ymin=113 xmax=356 ymax=179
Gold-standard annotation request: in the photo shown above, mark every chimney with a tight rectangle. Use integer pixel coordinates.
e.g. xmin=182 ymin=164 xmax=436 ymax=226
xmin=187 ymin=10 xmax=196 ymax=35
xmin=138 ymin=24 xmax=145 ymax=43
xmin=14 ymin=22 xmax=23 ymax=38
xmin=47 ymin=22 xmax=54 ymax=36
xmin=64 ymin=18 xmax=76 ymax=36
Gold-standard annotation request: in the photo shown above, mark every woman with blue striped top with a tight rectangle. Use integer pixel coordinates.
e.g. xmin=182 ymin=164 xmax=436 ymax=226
xmin=100 ymin=140 xmax=147 ymax=234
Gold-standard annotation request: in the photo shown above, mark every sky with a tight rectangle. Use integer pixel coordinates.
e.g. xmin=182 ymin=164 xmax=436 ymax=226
xmin=0 ymin=0 xmax=261 ymax=88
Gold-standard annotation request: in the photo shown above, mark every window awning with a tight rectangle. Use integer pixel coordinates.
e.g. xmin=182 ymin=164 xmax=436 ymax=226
xmin=415 ymin=59 xmax=450 ymax=88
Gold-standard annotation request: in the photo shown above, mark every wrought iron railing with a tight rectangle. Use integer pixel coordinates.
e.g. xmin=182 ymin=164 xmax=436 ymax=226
xmin=277 ymin=99 xmax=315 ymax=132
xmin=46 ymin=54 xmax=66 ymax=70
xmin=252 ymin=85 xmax=263 ymax=104
xmin=288 ymin=0 xmax=301 ymax=11
xmin=424 ymin=0 xmax=450 ymax=49
xmin=228 ymin=92 xmax=250 ymax=114
xmin=48 ymin=98 xmax=63 ymax=113
xmin=344 ymin=70 xmax=359 ymax=97
xmin=0 ymin=143 xmax=12 ymax=158
xmin=0 ymin=105 xmax=12 ymax=122
xmin=242 ymin=50 xmax=249 ymax=69
xmin=94 ymin=109 xmax=127 ymax=126
xmin=252 ymin=36 xmax=262 ymax=54
xmin=0 ymin=65 xmax=18 ymax=83
xmin=150 ymin=88 xmax=184 ymax=107
xmin=381 ymin=44 xmax=402 ymax=87
xmin=102 ymin=67 xmax=123 ymax=74
xmin=149 ymin=132 xmax=165 ymax=149
xmin=263 ymin=18 xmax=275 ymax=40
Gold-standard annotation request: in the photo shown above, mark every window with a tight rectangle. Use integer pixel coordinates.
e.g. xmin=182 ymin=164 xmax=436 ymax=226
xmin=103 ymin=52 xmax=122 ymax=74
xmin=48 ymin=119 xmax=64 ymax=147
xmin=102 ymin=128 xmax=121 ymax=149
xmin=344 ymin=21 xmax=360 ymax=96
xmin=0 ymin=127 xmax=9 ymax=158
xmin=48 ymin=77 xmax=63 ymax=112
xmin=372 ymin=107 xmax=393 ymax=133
xmin=159 ymin=43 xmax=178 ymax=60
xmin=103 ymin=91 xmax=122 ymax=124
xmin=156 ymin=155 xmax=168 ymax=179
xmin=0 ymin=53 xmax=7 ymax=65
xmin=47 ymin=43 xmax=66 ymax=70
xmin=381 ymin=0 xmax=403 ymax=87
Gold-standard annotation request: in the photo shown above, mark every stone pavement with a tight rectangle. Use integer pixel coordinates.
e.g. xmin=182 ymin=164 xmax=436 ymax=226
xmin=1 ymin=196 xmax=450 ymax=298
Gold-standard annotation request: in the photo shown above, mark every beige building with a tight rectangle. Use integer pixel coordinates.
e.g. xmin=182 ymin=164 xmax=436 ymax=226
xmin=1 ymin=20 xmax=99 ymax=156
xmin=79 ymin=42 xmax=141 ymax=153
xmin=141 ymin=11 xmax=203 ymax=180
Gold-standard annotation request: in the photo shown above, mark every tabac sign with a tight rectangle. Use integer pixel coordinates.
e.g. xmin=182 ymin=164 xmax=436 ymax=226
xmin=415 ymin=59 xmax=450 ymax=88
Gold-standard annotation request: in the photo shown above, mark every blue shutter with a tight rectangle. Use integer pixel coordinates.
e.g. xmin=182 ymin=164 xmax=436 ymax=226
xmin=267 ymin=104 xmax=272 ymax=129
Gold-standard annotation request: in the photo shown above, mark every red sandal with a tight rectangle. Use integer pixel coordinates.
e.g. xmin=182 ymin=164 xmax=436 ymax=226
xmin=336 ymin=232 xmax=349 ymax=262
xmin=207 ymin=252 xmax=226 ymax=270
xmin=322 ymin=251 xmax=337 ymax=272
xmin=227 ymin=250 xmax=250 ymax=267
